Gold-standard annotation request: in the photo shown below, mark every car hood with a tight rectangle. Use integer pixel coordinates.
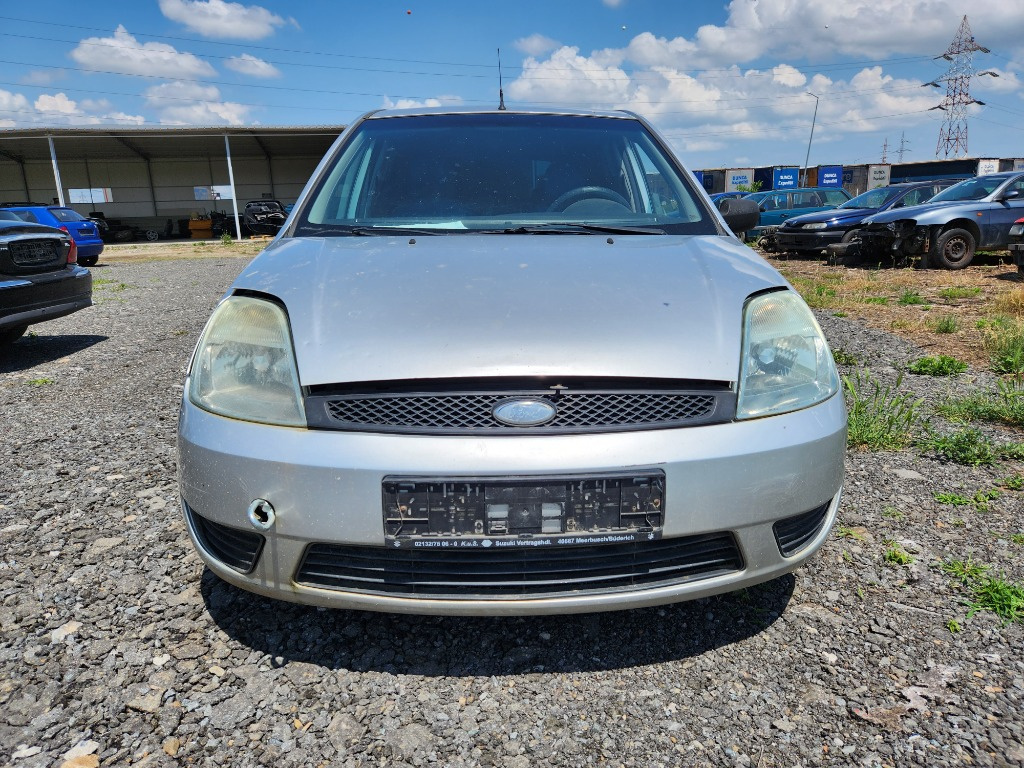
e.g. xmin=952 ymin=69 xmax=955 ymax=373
xmin=863 ymin=199 xmax=981 ymax=225
xmin=231 ymin=234 xmax=787 ymax=385
xmin=783 ymin=208 xmax=876 ymax=227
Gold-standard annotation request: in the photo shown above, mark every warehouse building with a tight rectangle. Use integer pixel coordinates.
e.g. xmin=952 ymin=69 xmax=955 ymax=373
xmin=0 ymin=126 xmax=341 ymax=239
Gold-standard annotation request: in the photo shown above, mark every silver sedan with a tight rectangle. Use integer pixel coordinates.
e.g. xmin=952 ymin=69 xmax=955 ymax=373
xmin=178 ymin=107 xmax=846 ymax=615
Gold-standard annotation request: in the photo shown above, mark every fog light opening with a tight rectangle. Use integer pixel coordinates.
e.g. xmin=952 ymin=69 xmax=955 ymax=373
xmin=247 ymin=499 xmax=276 ymax=531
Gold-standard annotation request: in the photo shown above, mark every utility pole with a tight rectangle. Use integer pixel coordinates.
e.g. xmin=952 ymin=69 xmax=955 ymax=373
xmin=926 ymin=15 xmax=994 ymax=158
xmin=881 ymin=138 xmax=888 ymax=164
xmin=897 ymin=132 xmax=910 ymax=163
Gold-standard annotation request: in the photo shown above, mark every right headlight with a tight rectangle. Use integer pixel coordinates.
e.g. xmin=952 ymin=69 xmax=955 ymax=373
xmin=188 ymin=295 xmax=305 ymax=427
xmin=736 ymin=291 xmax=840 ymax=419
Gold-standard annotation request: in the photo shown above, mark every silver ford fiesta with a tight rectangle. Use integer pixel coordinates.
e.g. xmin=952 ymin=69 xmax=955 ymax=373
xmin=178 ymin=107 xmax=846 ymax=615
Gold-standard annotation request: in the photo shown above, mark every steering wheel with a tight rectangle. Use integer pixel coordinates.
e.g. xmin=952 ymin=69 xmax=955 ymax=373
xmin=547 ymin=186 xmax=631 ymax=212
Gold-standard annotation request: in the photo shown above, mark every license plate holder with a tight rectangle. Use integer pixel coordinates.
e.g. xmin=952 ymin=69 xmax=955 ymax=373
xmin=383 ymin=472 xmax=664 ymax=549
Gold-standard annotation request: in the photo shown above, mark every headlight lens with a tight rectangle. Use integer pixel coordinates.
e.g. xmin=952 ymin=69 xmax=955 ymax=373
xmin=188 ymin=296 xmax=305 ymax=426
xmin=802 ymin=222 xmax=828 ymax=230
xmin=737 ymin=291 xmax=839 ymax=419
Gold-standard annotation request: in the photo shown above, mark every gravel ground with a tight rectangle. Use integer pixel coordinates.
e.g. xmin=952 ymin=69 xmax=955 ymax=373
xmin=1 ymin=253 xmax=1022 ymax=768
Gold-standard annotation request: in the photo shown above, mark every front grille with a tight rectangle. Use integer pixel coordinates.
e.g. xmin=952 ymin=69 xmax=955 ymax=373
xmin=773 ymin=502 xmax=831 ymax=557
xmin=10 ymin=239 xmax=61 ymax=267
xmin=295 ymin=533 xmax=742 ymax=598
xmin=185 ymin=505 xmax=265 ymax=573
xmin=308 ymin=388 xmax=733 ymax=435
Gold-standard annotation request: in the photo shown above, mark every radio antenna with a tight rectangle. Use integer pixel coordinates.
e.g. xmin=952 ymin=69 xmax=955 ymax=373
xmin=497 ymin=48 xmax=506 ymax=110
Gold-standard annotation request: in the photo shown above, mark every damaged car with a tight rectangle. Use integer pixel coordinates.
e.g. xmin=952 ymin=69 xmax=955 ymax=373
xmin=832 ymin=171 xmax=1024 ymax=269
xmin=177 ymin=107 xmax=846 ymax=616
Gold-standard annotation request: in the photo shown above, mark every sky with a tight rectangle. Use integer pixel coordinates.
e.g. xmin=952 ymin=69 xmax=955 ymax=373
xmin=0 ymin=0 xmax=1021 ymax=171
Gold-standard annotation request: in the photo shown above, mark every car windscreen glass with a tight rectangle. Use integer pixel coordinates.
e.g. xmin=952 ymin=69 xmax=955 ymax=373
xmin=929 ymin=176 xmax=1004 ymax=203
xmin=838 ymin=188 xmax=895 ymax=209
xmin=298 ymin=113 xmax=716 ymax=235
xmin=49 ymin=208 xmax=88 ymax=222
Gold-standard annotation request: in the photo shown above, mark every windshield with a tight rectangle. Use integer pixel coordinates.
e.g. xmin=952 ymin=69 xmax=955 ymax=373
xmin=838 ymin=187 xmax=898 ymax=210
xmin=929 ymin=175 xmax=1006 ymax=203
xmin=49 ymin=208 xmax=88 ymax=222
xmin=296 ymin=113 xmax=716 ymax=236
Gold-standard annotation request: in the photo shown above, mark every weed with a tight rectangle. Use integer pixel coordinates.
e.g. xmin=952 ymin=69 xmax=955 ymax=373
xmin=883 ymin=542 xmax=914 ymax=566
xmin=951 ymin=518 xmax=966 ymax=528
xmin=942 ymin=557 xmax=989 ymax=585
xmin=862 ymin=296 xmax=889 ymax=306
xmin=27 ymin=378 xmax=53 ymax=386
xmin=967 ymin=574 xmax=1024 ymax=626
xmin=833 ymin=311 xmax=848 ymax=318
xmin=842 ymin=550 xmax=852 ymax=562
xmin=1001 ymin=475 xmax=1024 ymax=491
xmin=981 ymin=320 xmax=1024 ymax=374
xmin=908 ymin=355 xmax=967 ymax=376
xmin=935 ymin=491 xmax=972 ymax=506
xmin=976 ymin=316 xmax=1010 ymax=331
xmin=882 ymin=506 xmax=905 ymax=521
xmin=938 ymin=377 xmax=1024 ymax=427
xmin=938 ymin=286 xmax=981 ymax=300
xmin=835 ymin=526 xmax=866 ymax=541
xmin=992 ymin=287 xmax=1024 ymax=316
xmin=220 ymin=232 xmax=234 ymax=245
xmin=844 ymin=370 xmax=922 ymax=451
xmin=898 ymin=290 xmax=926 ymax=306
xmin=918 ymin=428 xmax=1024 ymax=467
xmin=946 ymin=619 xmax=962 ymax=633
xmin=1010 ymin=533 xmax=1024 ymax=545
xmin=856 ymin=587 xmax=865 ymax=600
xmin=930 ymin=315 xmax=959 ymax=334
xmin=832 ymin=348 xmax=859 ymax=366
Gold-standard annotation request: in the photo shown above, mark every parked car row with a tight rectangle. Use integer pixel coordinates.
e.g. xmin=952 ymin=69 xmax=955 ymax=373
xmin=726 ymin=171 xmax=1024 ymax=270
xmin=0 ymin=210 xmax=92 ymax=345
xmin=0 ymin=203 xmax=104 ymax=267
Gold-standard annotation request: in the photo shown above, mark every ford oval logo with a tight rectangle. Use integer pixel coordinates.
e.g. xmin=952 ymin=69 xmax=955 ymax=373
xmin=492 ymin=398 xmax=557 ymax=427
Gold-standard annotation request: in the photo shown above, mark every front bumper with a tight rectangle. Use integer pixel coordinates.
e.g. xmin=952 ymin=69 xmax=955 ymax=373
xmin=178 ymin=391 xmax=846 ymax=615
xmin=775 ymin=230 xmax=846 ymax=252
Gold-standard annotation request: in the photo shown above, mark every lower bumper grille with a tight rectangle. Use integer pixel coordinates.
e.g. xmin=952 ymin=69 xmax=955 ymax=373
xmin=773 ymin=502 xmax=831 ymax=557
xmin=295 ymin=533 xmax=742 ymax=599
xmin=185 ymin=505 xmax=265 ymax=573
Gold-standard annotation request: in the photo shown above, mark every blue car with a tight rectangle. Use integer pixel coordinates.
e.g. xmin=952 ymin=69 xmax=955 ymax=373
xmin=742 ymin=187 xmax=851 ymax=238
xmin=774 ymin=180 xmax=958 ymax=255
xmin=856 ymin=172 xmax=1024 ymax=269
xmin=0 ymin=205 xmax=104 ymax=267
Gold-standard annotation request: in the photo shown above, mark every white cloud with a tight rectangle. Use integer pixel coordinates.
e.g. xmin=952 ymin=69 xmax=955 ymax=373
xmin=144 ymin=80 xmax=249 ymax=125
xmin=515 ymin=34 xmax=561 ymax=57
xmin=159 ymin=0 xmax=293 ymax=40
xmin=0 ymin=89 xmax=33 ymax=123
xmin=30 ymin=93 xmax=146 ymax=126
xmin=771 ymin=65 xmax=806 ymax=89
xmin=70 ymin=25 xmax=215 ymax=79
xmin=381 ymin=95 xmax=464 ymax=110
xmin=225 ymin=53 xmax=281 ymax=78
xmin=508 ymin=47 xmax=631 ymax=104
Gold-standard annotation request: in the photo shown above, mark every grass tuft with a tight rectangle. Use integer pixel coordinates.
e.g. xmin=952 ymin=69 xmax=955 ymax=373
xmin=907 ymin=355 xmax=967 ymax=376
xmin=844 ymin=370 xmax=922 ymax=451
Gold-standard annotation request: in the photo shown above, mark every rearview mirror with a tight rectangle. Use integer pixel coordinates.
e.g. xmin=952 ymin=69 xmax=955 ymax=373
xmin=717 ymin=198 xmax=760 ymax=235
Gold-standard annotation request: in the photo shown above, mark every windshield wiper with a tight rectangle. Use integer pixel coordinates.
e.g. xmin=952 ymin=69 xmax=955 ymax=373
xmin=294 ymin=225 xmax=444 ymax=237
xmin=488 ymin=223 xmax=666 ymax=235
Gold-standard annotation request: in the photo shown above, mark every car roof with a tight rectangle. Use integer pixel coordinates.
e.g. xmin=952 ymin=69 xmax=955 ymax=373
xmin=362 ymin=105 xmax=637 ymax=121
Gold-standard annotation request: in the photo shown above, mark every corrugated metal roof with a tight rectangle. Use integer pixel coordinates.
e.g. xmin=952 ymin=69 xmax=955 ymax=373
xmin=0 ymin=125 xmax=345 ymax=162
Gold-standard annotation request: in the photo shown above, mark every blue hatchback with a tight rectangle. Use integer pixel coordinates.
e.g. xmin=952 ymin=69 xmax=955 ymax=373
xmin=1 ymin=205 xmax=104 ymax=266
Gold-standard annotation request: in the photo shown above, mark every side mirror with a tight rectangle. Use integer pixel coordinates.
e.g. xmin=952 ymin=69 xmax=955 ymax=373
xmin=717 ymin=198 xmax=760 ymax=235
xmin=999 ymin=190 xmax=1020 ymax=202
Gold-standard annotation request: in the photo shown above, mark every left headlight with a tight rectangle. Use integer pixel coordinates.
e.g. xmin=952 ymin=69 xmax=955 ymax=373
xmin=736 ymin=291 xmax=840 ymax=419
xmin=188 ymin=295 xmax=305 ymax=427
xmin=802 ymin=222 xmax=829 ymax=230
